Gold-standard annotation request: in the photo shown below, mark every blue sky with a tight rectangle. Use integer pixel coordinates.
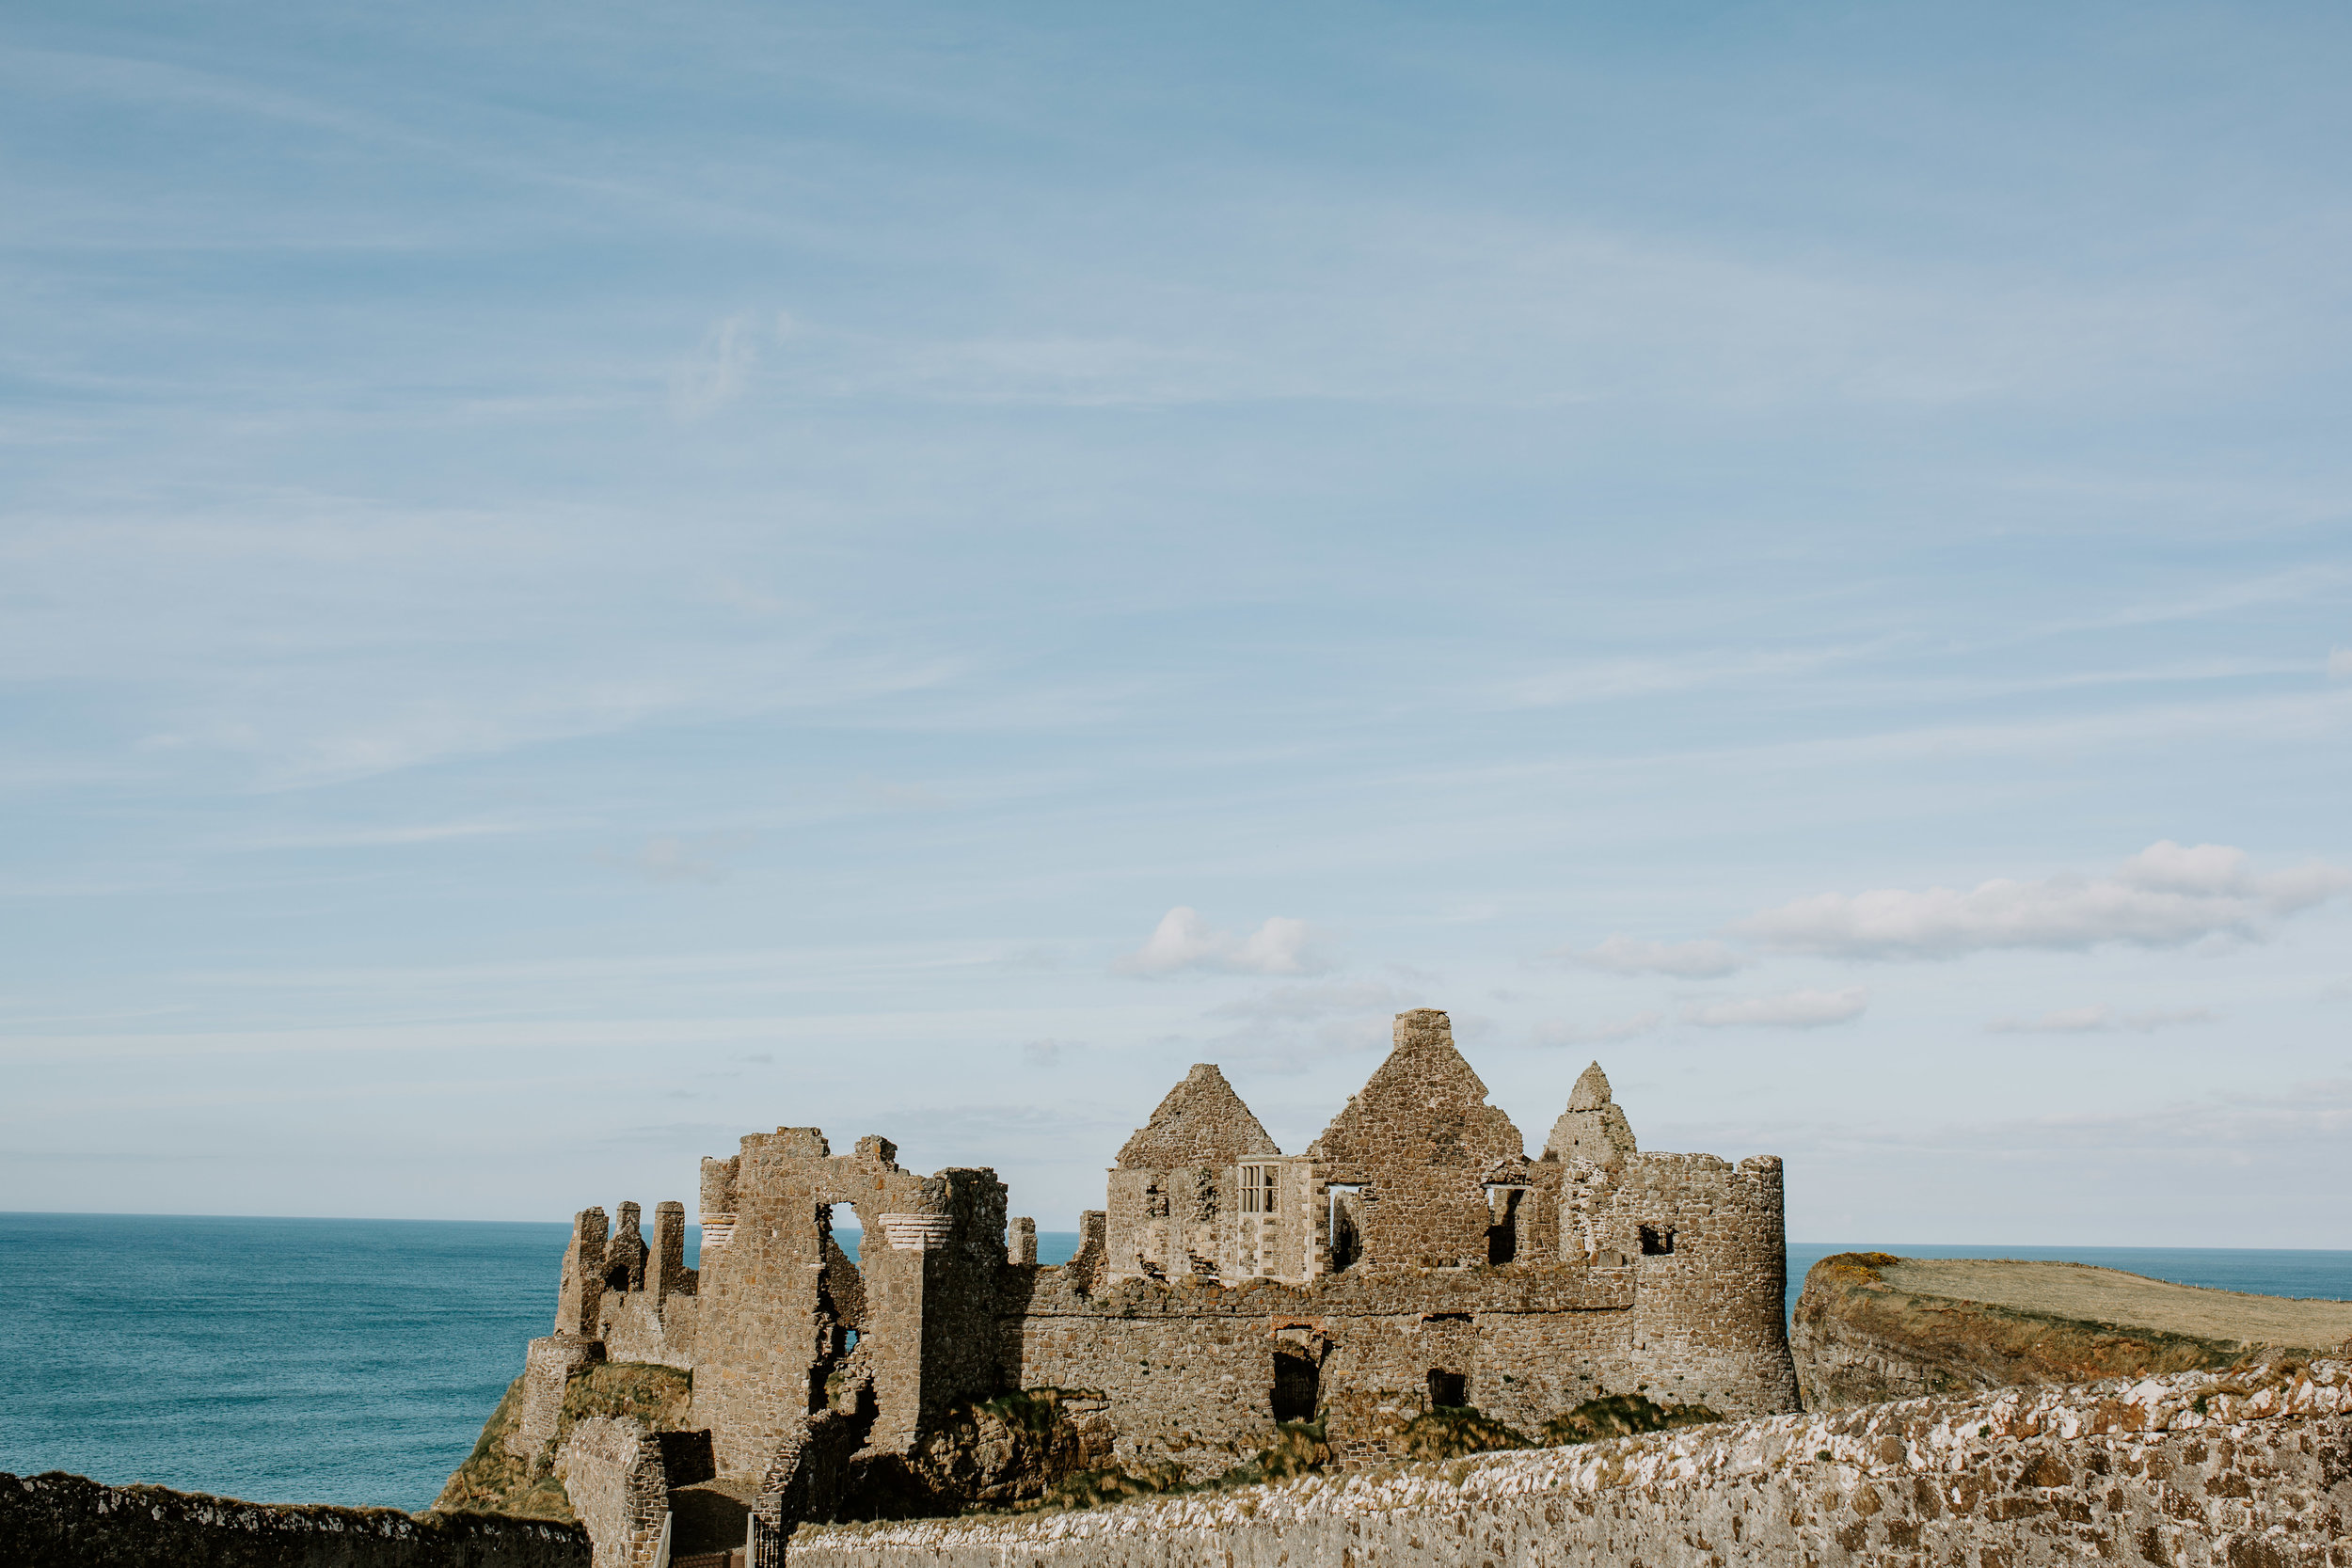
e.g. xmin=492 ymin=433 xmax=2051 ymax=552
xmin=4 ymin=1 xmax=2347 ymax=1243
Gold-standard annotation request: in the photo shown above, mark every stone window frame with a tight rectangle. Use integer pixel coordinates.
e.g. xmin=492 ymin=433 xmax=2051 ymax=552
xmin=1238 ymin=1163 xmax=1279 ymax=1215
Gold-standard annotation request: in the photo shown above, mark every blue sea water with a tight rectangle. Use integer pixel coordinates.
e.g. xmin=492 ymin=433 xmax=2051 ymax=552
xmin=0 ymin=1212 xmax=1073 ymax=1511
xmin=1 ymin=1212 xmax=2341 ymax=1513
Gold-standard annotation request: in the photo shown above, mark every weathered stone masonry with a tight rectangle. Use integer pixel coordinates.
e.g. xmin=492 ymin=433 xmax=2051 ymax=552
xmin=787 ymin=1358 xmax=2352 ymax=1568
xmin=495 ymin=1008 xmax=1803 ymax=1564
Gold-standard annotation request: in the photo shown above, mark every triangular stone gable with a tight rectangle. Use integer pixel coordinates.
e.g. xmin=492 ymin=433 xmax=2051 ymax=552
xmin=1543 ymin=1058 xmax=1638 ymax=1164
xmin=1116 ymin=1063 xmax=1280 ymax=1169
xmin=1305 ymin=1008 xmax=1523 ymax=1168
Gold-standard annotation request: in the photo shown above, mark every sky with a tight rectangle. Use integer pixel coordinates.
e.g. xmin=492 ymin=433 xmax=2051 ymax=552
xmin=3 ymin=1 xmax=2348 ymax=1244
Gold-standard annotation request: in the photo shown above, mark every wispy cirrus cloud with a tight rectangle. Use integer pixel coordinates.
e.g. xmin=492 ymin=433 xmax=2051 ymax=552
xmin=1496 ymin=646 xmax=1849 ymax=709
xmin=1112 ymin=908 xmax=1332 ymax=977
xmin=1735 ymin=842 xmax=2350 ymax=960
xmin=1532 ymin=1011 xmax=1664 ymax=1047
xmin=1988 ymin=1005 xmax=2216 ymax=1035
xmin=1554 ymin=934 xmax=1746 ymax=979
xmin=1204 ymin=981 xmax=1411 ymax=1022
xmin=599 ymin=831 xmax=755 ymax=885
xmin=669 ymin=312 xmax=764 ymax=419
xmin=1682 ymin=988 xmax=1867 ymax=1029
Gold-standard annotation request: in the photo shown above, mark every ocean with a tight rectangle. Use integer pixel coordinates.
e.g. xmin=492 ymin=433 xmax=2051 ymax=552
xmin=2 ymin=1212 xmax=2343 ymax=1513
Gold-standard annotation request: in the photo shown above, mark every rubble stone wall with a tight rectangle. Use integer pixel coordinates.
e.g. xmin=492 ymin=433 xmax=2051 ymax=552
xmin=555 ymin=1418 xmax=668 ymax=1568
xmin=1304 ymin=1010 xmax=1526 ymax=1271
xmin=999 ymin=1262 xmax=1662 ymax=1468
xmin=1608 ymin=1152 xmax=1802 ymax=1418
xmin=512 ymin=1334 xmax=605 ymax=1460
xmin=1 ymin=1470 xmax=589 ymax=1568
xmin=789 ymin=1359 xmax=2352 ymax=1568
xmin=691 ymin=1131 xmax=941 ymax=1473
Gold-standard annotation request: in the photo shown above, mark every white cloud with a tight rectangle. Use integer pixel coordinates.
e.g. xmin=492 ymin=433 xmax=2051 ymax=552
xmin=1733 ymin=841 xmax=2351 ymax=959
xmin=852 ymin=775 xmax=949 ymax=811
xmin=1556 ymin=934 xmax=1746 ymax=978
xmin=670 ymin=313 xmax=761 ymax=419
xmin=1497 ymin=647 xmax=1845 ymax=709
xmin=2330 ymin=648 xmax=2352 ymax=681
xmin=1111 ymin=907 xmax=1332 ymax=977
xmin=599 ymin=832 xmax=755 ymax=885
xmin=1682 ymin=988 xmax=1867 ymax=1029
xmin=1988 ymin=1006 xmax=2217 ymax=1035
xmin=1532 ymin=1011 xmax=1665 ymax=1047
xmin=1205 ymin=981 xmax=1410 ymax=1022
xmin=1021 ymin=1038 xmax=1078 ymax=1067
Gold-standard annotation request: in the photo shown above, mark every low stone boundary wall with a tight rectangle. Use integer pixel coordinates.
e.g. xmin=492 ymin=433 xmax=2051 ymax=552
xmin=1 ymin=1469 xmax=591 ymax=1568
xmin=791 ymin=1359 xmax=2351 ymax=1567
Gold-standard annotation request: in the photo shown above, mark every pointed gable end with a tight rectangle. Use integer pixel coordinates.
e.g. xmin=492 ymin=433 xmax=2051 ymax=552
xmin=1116 ymin=1063 xmax=1280 ymax=1169
xmin=1543 ymin=1058 xmax=1638 ymax=1164
xmin=1304 ymin=1008 xmax=1523 ymax=1168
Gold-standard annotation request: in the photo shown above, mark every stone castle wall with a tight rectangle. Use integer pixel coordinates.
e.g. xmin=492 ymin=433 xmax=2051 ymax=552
xmin=491 ymin=1006 xmax=1807 ymax=1562
xmin=787 ymin=1358 xmax=2352 ymax=1568
xmin=1 ymin=1470 xmax=590 ymax=1568
xmin=1612 ymin=1152 xmax=1802 ymax=1417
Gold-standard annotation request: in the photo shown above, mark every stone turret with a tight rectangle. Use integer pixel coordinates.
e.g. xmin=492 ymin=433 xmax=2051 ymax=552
xmin=554 ymin=1207 xmax=610 ymax=1337
xmin=606 ymin=1201 xmax=648 ymax=1293
xmin=1543 ymin=1061 xmax=1638 ymax=1165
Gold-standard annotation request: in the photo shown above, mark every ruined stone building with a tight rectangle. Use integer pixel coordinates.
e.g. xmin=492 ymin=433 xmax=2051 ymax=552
xmin=502 ymin=1008 xmax=1800 ymax=1565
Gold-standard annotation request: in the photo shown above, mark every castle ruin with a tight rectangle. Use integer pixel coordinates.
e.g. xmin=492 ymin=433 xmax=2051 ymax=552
xmin=503 ymin=1008 xmax=1801 ymax=1565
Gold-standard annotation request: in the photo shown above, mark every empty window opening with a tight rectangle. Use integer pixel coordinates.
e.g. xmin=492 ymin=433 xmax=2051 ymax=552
xmin=1326 ymin=1184 xmax=1370 ymax=1273
xmin=1485 ymin=1187 xmax=1521 ymax=1266
xmin=1240 ymin=1164 xmax=1277 ymax=1214
xmin=603 ymin=1264 xmax=631 ymax=1292
xmin=1272 ymin=1351 xmax=1319 ymax=1423
xmin=1427 ymin=1370 xmax=1469 ymax=1409
xmin=1639 ymin=1225 xmax=1675 ymax=1257
xmin=811 ymin=1203 xmax=867 ymax=1414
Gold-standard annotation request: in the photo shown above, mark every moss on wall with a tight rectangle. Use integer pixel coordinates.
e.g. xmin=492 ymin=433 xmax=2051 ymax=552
xmin=435 ymin=1363 xmax=694 ymax=1522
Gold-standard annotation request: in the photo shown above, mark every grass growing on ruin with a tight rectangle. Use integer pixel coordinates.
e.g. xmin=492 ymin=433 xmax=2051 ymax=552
xmin=431 ymin=1362 xmax=695 ymax=1524
xmin=1540 ymin=1392 xmax=1724 ymax=1447
xmin=1396 ymin=1405 xmax=1533 ymax=1461
xmin=990 ymin=1392 xmax=1728 ymax=1520
xmin=1006 ymin=1418 xmax=1333 ymax=1516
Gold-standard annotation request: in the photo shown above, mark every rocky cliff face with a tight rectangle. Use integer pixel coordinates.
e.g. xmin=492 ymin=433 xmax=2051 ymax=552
xmin=1790 ymin=1252 xmax=2352 ymax=1411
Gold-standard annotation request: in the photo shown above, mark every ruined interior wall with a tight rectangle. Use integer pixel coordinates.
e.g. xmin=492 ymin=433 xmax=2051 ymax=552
xmin=1463 ymin=1306 xmax=1637 ymax=1432
xmin=1102 ymin=1167 xmax=1156 ymax=1282
xmin=600 ymin=1292 xmax=696 ymax=1371
xmin=691 ymin=1129 xmax=927 ymax=1478
xmin=914 ymin=1168 xmax=1011 ymax=1426
xmin=1002 ymin=1264 xmax=1651 ymax=1474
xmin=555 ymin=1418 xmax=670 ymax=1568
xmin=513 ymin=1334 xmax=606 ymax=1460
xmin=1002 ymin=1299 xmax=1282 ymax=1473
xmin=787 ymin=1360 xmax=2352 ymax=1568
xmin=1594 ymin=1152 xmax=1800 ymax=1418
xmin=1215 ymin=1157 xmax=1310 ymax=1283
